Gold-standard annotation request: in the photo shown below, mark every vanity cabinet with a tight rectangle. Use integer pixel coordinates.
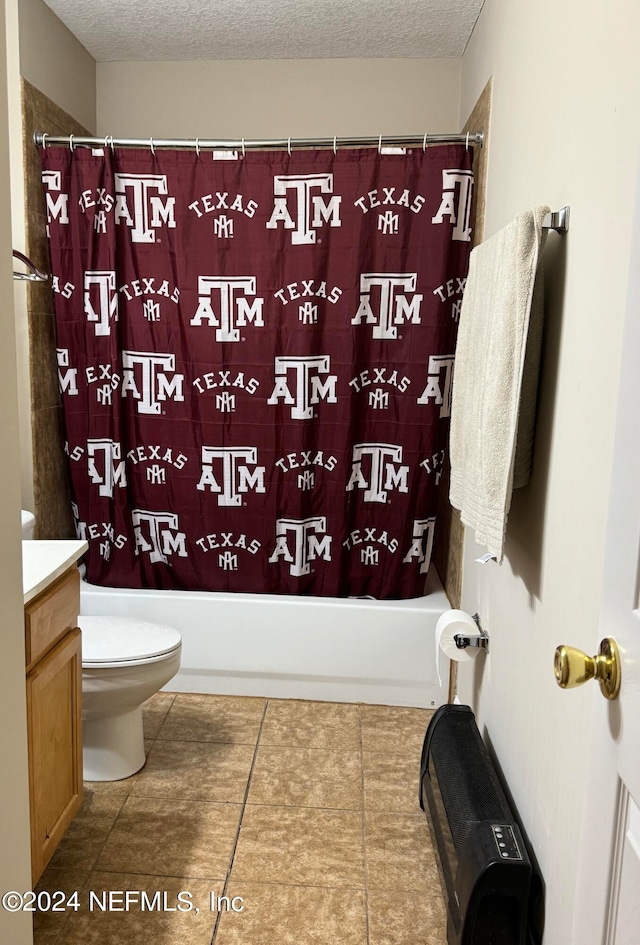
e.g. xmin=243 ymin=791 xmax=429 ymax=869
xmin=25 ymin=567 xmax=83 ymax=884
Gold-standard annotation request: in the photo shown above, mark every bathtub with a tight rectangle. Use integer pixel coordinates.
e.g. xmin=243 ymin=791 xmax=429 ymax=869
xmin=80 ymin=569 xmax=451 ymax=708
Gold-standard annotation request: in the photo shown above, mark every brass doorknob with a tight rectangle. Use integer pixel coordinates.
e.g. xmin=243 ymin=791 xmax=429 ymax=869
xmin=554 ymin=638 xmax=621 ymax=700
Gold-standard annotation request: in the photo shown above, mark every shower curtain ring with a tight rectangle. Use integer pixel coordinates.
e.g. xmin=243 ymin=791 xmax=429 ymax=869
xmin=423 ymin=133 xmax=428 ymax=152
xmin=195 ymin=138 xmax=200 ymax=157
xmin=149 ymin=138 xmax=156 ymax=156
xmin=333 ymin=135 xmax=337 ymax=155
xmin=69 ymin=134 xmax=75 ymax=152
xmin=465 ymin=132 xmax=470 ymax=150
xmin=241 ymin=138 xmax=246 ymax=158
xmin=378 ymin=134 xmax=383 ymax=154
xmin=41 ymin=133 xmax=48 ymax=149
xmin=287 ymin=137 xmax=292 ymax=156
xmin=107 ymin=135 xmax=115 ymax=152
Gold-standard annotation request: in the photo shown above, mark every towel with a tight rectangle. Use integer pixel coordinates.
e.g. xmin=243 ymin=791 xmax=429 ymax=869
xmin=449 ymin=206 xmax=549 ymax=561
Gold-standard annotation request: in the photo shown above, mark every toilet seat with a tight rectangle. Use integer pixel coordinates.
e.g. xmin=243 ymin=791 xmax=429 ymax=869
xmin=78 ymin=616 xmax=182 ymax=667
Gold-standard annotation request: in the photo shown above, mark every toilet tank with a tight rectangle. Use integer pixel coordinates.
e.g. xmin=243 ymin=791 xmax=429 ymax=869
xmin=21 ymin=510 xmax=36 ymax=540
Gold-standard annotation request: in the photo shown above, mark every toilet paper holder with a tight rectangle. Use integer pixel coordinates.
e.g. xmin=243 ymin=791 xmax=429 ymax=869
xmin=454 ymin=613 xmax=490 ymax=652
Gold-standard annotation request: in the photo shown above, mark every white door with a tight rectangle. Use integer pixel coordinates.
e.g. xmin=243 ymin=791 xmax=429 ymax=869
xmin=570 ymin=168 xmax=640 ymax=943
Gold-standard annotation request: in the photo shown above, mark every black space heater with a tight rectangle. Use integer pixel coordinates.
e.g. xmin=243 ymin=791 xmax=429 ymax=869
xmin=420 ymin=704 xmax=537 ymax=945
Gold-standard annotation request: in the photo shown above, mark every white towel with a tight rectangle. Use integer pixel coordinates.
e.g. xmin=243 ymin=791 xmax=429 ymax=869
xmin=449 ymin=206 xmax=549 ymax=561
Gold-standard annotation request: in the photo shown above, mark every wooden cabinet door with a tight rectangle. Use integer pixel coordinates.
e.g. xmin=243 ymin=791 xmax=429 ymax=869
xmin=26 ymin=629 xmax=83 ymax=884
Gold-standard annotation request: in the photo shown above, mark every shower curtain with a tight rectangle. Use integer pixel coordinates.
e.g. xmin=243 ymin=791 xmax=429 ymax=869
xmin=41 ymin=143 xmax=473 ymax=599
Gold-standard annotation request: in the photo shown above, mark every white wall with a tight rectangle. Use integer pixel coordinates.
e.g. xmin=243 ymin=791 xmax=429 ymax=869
xmin=458 ymin=1 xmax=640 ymax=943
xmin=1 ymin=2 xmax=35 ymax=941
xmin=97 ymin=59 xmax=461 ymax=137
xmin=18 ymin=0 xmax=95 ymax=130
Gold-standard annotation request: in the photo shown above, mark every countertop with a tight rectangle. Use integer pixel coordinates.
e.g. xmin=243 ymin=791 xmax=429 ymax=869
xmin=23 ymin=540 xmax=88 ymax=605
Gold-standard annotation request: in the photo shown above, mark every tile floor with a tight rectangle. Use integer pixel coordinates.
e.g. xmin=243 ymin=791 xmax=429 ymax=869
xmin=34 ymin=693 xmax=446 ymax=945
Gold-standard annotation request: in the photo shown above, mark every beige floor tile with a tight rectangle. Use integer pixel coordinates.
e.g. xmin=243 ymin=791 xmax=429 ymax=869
xmin=143 ymin=691 xmax=177 ymax=739
xmin=33 ymin=867 xmax=90 ymax=943
xmin=247 ymin=745 xmax=362 ymax=810
xmin=367 ymin=887 xmax=447 ymax=945
xmin=360 ymin=705 xmax=432 ymax=756
xmin=47 ymin=791 xmax=127 ymax=872
xmin=363 ymin=751 xmax=423 ymax=814
xmin=232 ymin=805 xmax=365 ymax=887
xmin=216 ymin=882 xmax=367 ymax=945
xmin=131 ymin=739 xmax=254 ymax=803
xmin=95 ymin=796 xmax=241 ymax=878
xmin=365 ymin=811 xmax=439 ymax=892
xmin=260 ymin=699 xmax=361 ymax=750
xmin=157 ymin=694 xmax=265 ymax=745
xmin=52 ymin=874 xmax=221 ymax=945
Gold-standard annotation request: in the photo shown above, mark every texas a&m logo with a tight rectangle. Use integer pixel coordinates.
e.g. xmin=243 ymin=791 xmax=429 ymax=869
xmin=87 ymin=438 xmax=127 ymax=497
xmin=121 ymin=351 xmax=184 ymax=415
xmin=346 ymin=443 xmax=409 ymax=503
xmin=197 ymin=447 xmax=266 ymax=506
xmin=267 ymin=356 xmax=338 ymax=420
xmin=269 ymin=517 xmax=332 ymax=577
xmin=352 ymin=273 xmax=423 ymax=340
xmin=417 ymin=355 xmax=455 ymax=418
xmin=403 ymin=518 xmax=436 ymax=574
xmin=191 ymin=276 xmax=264 ymax=342
xmin=114 ymin=174 xmax=176 ymax=243
xmin=132 ymin=510 xmax=187 ymax=565
xmin=84 ymin=271 xmax=118 ymax=336
xmin=431 ymin=169 xmax=474 ymax=242
xmin=41 ymin=170 xmax=69 ymax=234
xmin=266 ymin=174 xmax=341 ymax=245
xmin=57 ymin=349 xmax=78 ymax=396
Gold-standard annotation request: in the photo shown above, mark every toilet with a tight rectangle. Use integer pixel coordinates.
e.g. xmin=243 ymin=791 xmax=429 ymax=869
xmin=79 ymin=615 xmax=181 ymax=781
xmin=22 ymin=510 xmax=182 ymax=782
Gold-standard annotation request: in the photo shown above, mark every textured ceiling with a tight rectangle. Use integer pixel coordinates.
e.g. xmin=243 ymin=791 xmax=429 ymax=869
xmin=43 ymin=0 xmax=484 ymax=61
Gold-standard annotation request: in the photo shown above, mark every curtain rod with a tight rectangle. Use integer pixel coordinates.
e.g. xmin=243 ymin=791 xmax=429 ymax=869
xmin=33 ymin=131 xmax=483 ymax=152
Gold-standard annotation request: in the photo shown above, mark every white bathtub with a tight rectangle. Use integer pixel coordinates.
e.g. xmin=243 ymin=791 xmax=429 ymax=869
xmin=80 ymin=570 xmax=451 ymax=708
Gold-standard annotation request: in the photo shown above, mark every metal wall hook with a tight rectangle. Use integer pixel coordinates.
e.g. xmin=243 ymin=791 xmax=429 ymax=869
xmin=542 ymin=206 xmax=570 ymax=232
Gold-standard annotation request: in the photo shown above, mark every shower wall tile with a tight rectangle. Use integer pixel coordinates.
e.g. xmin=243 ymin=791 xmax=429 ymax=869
xmin=22 ymin=79 xmax=88 ymax=540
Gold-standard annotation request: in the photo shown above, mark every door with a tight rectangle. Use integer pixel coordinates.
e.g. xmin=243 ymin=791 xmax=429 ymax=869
xmin=570 ymin=167 xmax=640 ymax=943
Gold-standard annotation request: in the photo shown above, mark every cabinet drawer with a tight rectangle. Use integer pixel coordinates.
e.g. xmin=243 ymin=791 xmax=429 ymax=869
xmin=25 ymin=568 xmax=80 ymax=669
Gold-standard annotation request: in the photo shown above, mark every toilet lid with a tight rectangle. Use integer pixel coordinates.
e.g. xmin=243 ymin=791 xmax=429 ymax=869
xmin=78 ymin=616 xmax=182 ymax=663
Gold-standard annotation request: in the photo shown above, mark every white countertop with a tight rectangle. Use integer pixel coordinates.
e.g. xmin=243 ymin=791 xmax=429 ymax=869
xmin=22 ymin=540 xmax=88 ymax=604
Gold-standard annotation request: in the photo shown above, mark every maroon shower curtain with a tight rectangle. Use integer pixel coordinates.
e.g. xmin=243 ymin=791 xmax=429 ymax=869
xmin=41 ymin=143 xmax=473 ymax=599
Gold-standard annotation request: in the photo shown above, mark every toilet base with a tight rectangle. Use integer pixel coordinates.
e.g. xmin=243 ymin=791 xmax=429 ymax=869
xmin=83 ymin=705 xmax=146 ymax=781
